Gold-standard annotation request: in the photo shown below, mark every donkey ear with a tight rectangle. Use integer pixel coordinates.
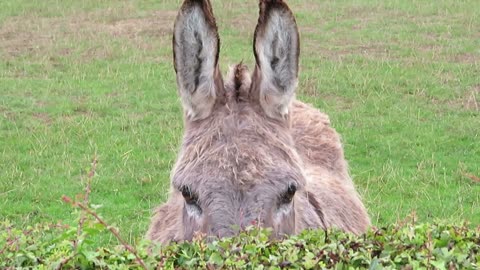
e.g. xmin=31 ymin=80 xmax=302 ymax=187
xmin=253 ymin=0 xmax=300 ymax=119
xmin=173 ymin=0 xmax=221 ymax=121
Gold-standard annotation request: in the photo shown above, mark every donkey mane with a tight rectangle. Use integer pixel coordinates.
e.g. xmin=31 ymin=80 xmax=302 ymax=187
xmin=225 ymin=63 xmax=252 ymax=103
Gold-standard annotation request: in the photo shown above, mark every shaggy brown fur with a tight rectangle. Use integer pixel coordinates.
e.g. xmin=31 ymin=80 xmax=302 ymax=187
xmin=147 ymin=0 xmax=370 ymax=244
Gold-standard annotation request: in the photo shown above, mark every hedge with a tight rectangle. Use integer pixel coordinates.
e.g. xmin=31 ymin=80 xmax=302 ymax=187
xmin=1 ymin=216 xmax=479 ymax=269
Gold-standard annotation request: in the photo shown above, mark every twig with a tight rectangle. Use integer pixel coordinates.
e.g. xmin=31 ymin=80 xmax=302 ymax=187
xmin=0 ymin=227 xmax=34 ymax=256
xmin=462 ymin=172 xmax=480 ymax=183
xmin=75 ymin=155 xmax=98 ymax=249
xmin=62 ymin=196 xmax=148 ymax=270
xmin=57 ymin=155 xmax=98 ymax=270
xmin=56 ymin=254 xmax=76 ymax=270
xmin=0 ymin=226 xmax=14 ymax=255
xmin=0 ymin=224 xmax=66 ymax=257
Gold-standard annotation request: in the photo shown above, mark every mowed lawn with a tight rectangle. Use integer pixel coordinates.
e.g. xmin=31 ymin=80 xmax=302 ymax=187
xmin=1 ymin=0 xmax=479 ymax=245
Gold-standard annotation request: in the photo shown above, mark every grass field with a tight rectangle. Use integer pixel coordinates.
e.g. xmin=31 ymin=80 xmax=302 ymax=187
xmin=1 ymin=0 xmax=479 ymax=245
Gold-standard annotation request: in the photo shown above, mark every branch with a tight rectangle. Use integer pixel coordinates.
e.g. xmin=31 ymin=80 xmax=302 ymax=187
xmin=57 ymin=155 xmax=98 ymax=270
xmin=75 ymin=155 xmax=98 ymax=249
xmin=462 ymin=172 xmax=480 ymax=183
xmin=62 ymin=195 xmax=147 ymax=270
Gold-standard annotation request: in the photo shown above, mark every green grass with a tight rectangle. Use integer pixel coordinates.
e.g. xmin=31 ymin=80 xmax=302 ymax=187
xmin=1 ymin=0 xmax=479 ymax=245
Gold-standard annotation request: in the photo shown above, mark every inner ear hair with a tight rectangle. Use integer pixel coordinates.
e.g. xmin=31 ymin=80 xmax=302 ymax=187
xmin=173 ymin=0 xmax=221 ymax=121
xmin=253 ymin=0 xmax=300 ymax=119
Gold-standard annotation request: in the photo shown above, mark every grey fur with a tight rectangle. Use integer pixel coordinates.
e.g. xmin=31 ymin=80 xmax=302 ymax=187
xmin=147 ymin=0 xmax=370 ymax=244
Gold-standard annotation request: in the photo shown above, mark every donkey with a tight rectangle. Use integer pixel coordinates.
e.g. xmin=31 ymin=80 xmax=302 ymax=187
xmin=147 ymin=0 xmax=370 ymax=244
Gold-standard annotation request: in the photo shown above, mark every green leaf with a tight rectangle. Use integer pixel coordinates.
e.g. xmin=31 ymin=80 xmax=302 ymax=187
xmin=208 ymin=252 xmax=224 ymax=266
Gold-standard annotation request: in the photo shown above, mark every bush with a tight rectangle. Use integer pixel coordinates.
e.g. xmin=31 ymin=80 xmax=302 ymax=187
xmin=3 ymin=159 xmax=476 ymax=269
xmin=1 ymin=217 xmax=479 ymax=269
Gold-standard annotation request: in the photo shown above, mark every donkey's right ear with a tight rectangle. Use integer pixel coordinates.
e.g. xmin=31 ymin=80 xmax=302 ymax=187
xmin=173 ymin=0 xmax=221 ymax=121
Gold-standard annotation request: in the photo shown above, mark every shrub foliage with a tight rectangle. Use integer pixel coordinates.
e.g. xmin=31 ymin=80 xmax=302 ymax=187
xmin=2 ymin=159 xmax=477 ymax=269
xmin=1 ymin=217 xmax=479 ymax=269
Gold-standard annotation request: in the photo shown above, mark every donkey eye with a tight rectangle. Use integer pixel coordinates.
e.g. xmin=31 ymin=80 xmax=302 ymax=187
xmin=180 ymin=186 xmax=199 ymax=205
xmin=280 ymin=183 xmax=297 ymax=204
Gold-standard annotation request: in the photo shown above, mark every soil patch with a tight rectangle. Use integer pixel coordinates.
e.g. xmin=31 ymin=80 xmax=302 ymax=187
xmin=0 ymin=9 xmax=177 ymax=59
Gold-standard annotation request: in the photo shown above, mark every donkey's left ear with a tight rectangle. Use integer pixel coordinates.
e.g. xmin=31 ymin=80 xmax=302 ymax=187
xmin=253 ymin=0 xmax=300 ymax=119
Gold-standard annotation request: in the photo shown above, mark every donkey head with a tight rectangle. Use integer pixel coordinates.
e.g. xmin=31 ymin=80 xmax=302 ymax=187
xmin=154 ymin=0 xmax=323 ymax=242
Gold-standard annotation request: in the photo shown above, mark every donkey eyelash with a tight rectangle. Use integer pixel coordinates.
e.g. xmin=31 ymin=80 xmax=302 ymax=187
xmin=180 ymin=186 xmax=199 ymax=205
xmin=280 ymin=183 xmax=297 ymax=204
xmin=180 ymin=185 xmax=203 ymax=216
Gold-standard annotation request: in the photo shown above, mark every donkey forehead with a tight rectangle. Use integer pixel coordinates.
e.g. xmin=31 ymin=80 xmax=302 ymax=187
xmin=173 ymin=164 xmax=304 ymax=193
xmin=173 ymin=107 xmax=306 ymax=188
